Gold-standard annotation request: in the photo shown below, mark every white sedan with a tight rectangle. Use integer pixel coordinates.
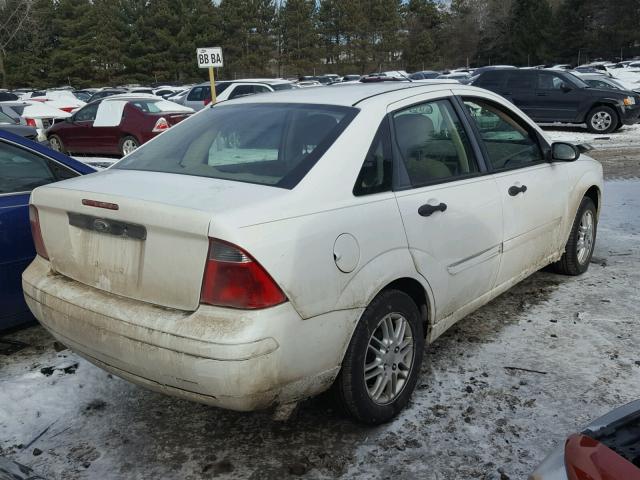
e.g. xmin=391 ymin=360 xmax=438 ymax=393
xmin=23 ymin=83 xmax=603 ymax=424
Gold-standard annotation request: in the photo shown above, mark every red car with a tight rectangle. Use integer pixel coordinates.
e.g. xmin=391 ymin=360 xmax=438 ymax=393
xmin=46 ymin=95 xmax=193 ymax=157
xmin=531 ymin=400 xmax=640 ymax=480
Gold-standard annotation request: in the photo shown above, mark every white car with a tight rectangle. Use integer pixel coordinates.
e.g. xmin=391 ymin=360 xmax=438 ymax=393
xmin=0 ymin=100 xmax=71 ymax=141
xmin=23 ymin=83 xmax=603 ymax=424
xmin=183 ymin=79 xmax=295 ymax=111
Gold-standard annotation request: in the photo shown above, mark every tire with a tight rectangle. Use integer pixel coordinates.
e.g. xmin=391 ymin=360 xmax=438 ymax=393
xmin=613 ymin=122 xmax=624 ymax=132
xmin=334 ymin=289 xmax=424 ymax=425
xmin=120 ymin=136 xmax=139 ymax=156
xmin=586 ymin=106 xmax=618 ymax=134
xmin=552 ymin=197 xmax=597 ymax=276
xmin=48 ymin=135 xmax=66 ymax=153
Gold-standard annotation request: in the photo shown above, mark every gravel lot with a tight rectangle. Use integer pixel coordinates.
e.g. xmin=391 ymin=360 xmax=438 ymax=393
xmin=1 ymin=127 xmax=639 ymax=480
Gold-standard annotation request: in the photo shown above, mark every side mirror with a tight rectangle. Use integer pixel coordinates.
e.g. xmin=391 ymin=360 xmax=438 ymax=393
xmin=551 ymin=142 xmax=580 ymax=162
xmin=560 ymin=83 xmax=572 ymax=93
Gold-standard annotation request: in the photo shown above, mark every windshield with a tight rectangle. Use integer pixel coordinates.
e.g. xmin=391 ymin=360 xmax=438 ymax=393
xmin=115 ymin=103 xmax=358 ymax=188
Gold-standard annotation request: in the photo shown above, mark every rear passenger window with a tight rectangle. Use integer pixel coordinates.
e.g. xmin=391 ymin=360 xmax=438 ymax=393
xmin=463 ymin=98 xmax=544 ymax=170
xmin=353 ymin=118 xmax=393 ymax=196
xmin=0 ymin=141 xmax=57 ymax=194
xmin=476 ymin=71 xmax=506 ymax=89
xmin=393 ymin=99 xmax=478 ymax=187
xmin=506 ymin=72 xmax=534 ymax=90
xmin=187 ymin=87 xmax=205 ymax=101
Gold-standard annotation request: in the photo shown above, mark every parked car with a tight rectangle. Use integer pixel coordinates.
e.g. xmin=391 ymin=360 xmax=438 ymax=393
xmin=0 ymin=91 xmax=19 ymax=101
xmin=577 ymin=73 xmax=640 ymax=95
xmin=29 ymin=90 xmax=86 ymax=112
xmin=409 ymin=70 xmax=441 ymax=80
xmin=473 ymin=69 xmax=640 ymax=133
xmin=46 ymin=95 xmax=193 ymax=156
xmin=0 ymin=100 xmax=71 ymax=141
xmin=342 ymin=74 xmax=362 ymax=82
xmin=23 ymin=83 xmax=602 ymax=424
xmin=0 ymin=130 xmax=94 ymax=330
xmin=183 ymin=79 xmax=295 ymax=111
xmin=0 ymin=111 xmax=39 ymax=141
xmin=87 ymin=89 xmax=128 ymax=103
xmin=530 ymin=400 xmax=640 ymax=480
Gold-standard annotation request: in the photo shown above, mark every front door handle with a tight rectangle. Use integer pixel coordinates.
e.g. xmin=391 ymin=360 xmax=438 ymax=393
xmin=418 ymin=202 xmax=447 ymax=217
xmin=508 ymin=185 xmax=528 ymax=196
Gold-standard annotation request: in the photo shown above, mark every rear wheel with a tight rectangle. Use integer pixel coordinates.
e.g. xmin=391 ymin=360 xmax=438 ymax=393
xmin=120 ymin=136 xmax=139 ymax=156
xmin=49 ymin=135 xmax=65 ymax=153
xmin=586 ymin=106 xmax=617 ymax=134
xmin=552 ymin=197 xmax=597 ymax=276
xmin=334 ymin=289 xmax=424 ymax=425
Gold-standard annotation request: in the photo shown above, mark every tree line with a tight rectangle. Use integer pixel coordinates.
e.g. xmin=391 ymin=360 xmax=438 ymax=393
xmin=1 ymin=0 xmax=639 ymax=88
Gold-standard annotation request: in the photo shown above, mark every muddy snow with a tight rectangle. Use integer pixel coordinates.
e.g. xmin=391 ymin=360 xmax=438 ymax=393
xmin=2 ymin=133 xmax=640 ymax=479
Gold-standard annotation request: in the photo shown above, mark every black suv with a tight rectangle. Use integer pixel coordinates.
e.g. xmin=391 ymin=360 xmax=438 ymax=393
xmin=473 ymin=69 xmax=640 ymax=133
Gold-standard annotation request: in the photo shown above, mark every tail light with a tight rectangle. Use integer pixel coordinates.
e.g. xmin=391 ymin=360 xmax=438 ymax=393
xmin=203 ymin=97 xmax=211 ymax=106
xmin=25 ymin=118 xmax=37 ymax=127
xmin=200 ymin=239 xmax=286 ymax=309
xmin=29 ymin=205 xmax=49 ymax=260
xmin=152 ymin=117 xmax=169 ymax=133
xmin=59 ymin=107 xmax=75 ymax=113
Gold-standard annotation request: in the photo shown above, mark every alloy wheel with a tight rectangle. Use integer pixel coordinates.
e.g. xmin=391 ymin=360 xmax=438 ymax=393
xmin=591 ymin=111 xmax=612 ymax=132
xmin=576 ymin=210 xmax=595 ymax=265
xmin=364 ymin=312 xmax=415 ymax=405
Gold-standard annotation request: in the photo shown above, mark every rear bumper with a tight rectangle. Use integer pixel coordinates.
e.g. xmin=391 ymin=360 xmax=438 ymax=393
xmin=23 ymin=256 xmax=361 ymax=411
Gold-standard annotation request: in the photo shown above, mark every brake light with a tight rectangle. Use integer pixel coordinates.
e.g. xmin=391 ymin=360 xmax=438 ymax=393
xmin=25 ymin=118 xmax=36 ymax=127
xmin=59 ymin=107 xmax=75 ymax=113
xmin=152 ymin=117 xmax=169 ymax=133
xmin=29 ymin=205 xmax=49 ymax=260
xmin=203 ymin=97 xmax=211 ymax=106
xmin=200 ymin=239 xmax=287 ymax=309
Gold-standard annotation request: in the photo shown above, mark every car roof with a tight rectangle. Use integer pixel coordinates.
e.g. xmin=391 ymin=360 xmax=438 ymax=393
xmin=0 ymin=129 xmax=95 ymax=174
xmin=216 ymin=82 xmax=478 ymax=107
xmin=195 ymin=79 xmax=292 ymax=87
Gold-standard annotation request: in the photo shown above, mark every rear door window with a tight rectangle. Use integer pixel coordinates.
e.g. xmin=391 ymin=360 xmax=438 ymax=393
xmin=476 ymin=71 xmax=507 ymax=89
xmin=506 ymin=72 xmax=535 ymax=90
xmin=115 ymin=103 xmax=358 ymax=189
xmin=0 ymin=140 xmax=77 ymax=194
xmin=392 ymin=99 xmax=478 ymax=187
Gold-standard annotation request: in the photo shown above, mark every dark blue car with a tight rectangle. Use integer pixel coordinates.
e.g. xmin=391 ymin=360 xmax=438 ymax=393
xmin=0 ymin=130 xmax=95 ymax=330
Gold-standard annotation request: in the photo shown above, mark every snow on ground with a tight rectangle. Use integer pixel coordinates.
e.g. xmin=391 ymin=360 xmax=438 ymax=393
xmin=0 ymin=175 xmax=639 ymax=479
xmin=543 ymin=123 xmax=640 ymax=149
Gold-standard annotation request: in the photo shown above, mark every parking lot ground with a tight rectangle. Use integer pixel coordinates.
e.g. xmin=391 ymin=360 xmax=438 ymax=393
xmin=1 ymin=132 xmax=639 ymax=480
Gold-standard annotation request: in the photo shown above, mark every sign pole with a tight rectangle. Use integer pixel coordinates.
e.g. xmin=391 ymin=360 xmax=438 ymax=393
xmin=209 ymin=66 xmax=216 ymax=104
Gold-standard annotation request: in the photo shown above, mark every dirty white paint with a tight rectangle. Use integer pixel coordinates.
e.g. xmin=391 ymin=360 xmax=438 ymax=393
xmin=1 ymin=177 xmax=638 ymax=479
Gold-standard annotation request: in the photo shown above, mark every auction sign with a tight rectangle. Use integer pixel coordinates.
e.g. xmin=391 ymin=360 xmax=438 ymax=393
xmin=196 ymin=47 xmax=223 ymax=103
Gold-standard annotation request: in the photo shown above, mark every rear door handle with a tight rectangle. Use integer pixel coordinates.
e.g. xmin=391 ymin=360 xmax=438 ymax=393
xmin=418 ymin=203 xmax=447 ymax=217
xmin=508 ymin=185 xmax=528 ymax=196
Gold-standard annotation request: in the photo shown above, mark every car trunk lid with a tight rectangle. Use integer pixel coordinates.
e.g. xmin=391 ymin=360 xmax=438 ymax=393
xmin=30 ymin=169 xmax=282 ymax=311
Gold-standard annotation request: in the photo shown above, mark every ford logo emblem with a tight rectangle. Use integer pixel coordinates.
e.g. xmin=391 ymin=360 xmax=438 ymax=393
xmin=93 ymin=219 xmax=110 ymax=233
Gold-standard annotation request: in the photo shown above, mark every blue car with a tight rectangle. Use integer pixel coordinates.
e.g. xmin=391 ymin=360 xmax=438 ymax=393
xmin=0 ymin=130 xmax=95 ymax=330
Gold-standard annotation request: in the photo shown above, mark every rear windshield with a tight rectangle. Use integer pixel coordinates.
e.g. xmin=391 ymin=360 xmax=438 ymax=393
xmin=271 ymin=83 xmax=294 ymax=91
xmin=115 ymin=103 xmax=358 ymax=188
xmin=129 ymin=99 xmax=187 ymax=113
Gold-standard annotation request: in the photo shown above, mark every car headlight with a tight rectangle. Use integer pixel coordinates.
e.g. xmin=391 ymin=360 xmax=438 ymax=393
xmin=623 ymin=96 xmax=636 ymax=106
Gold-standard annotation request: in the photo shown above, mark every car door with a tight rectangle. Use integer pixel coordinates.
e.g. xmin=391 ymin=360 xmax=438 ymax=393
xmin=460 ymin=95 xmax=569 ymax=288
xmin=64 ymin=102 xmax=100 ymax=153
xmin=0 ymin=138 xmax=79 ymax=329
xmin=504 ymin=71 xmax=538 ymax=117
xmin=534 ymin=71 xmax=584 ymax=122
xmin=184 ymin=86 xmax=209 ymax=111
xmin=391 ymin=94 xmax=503 ymax=322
